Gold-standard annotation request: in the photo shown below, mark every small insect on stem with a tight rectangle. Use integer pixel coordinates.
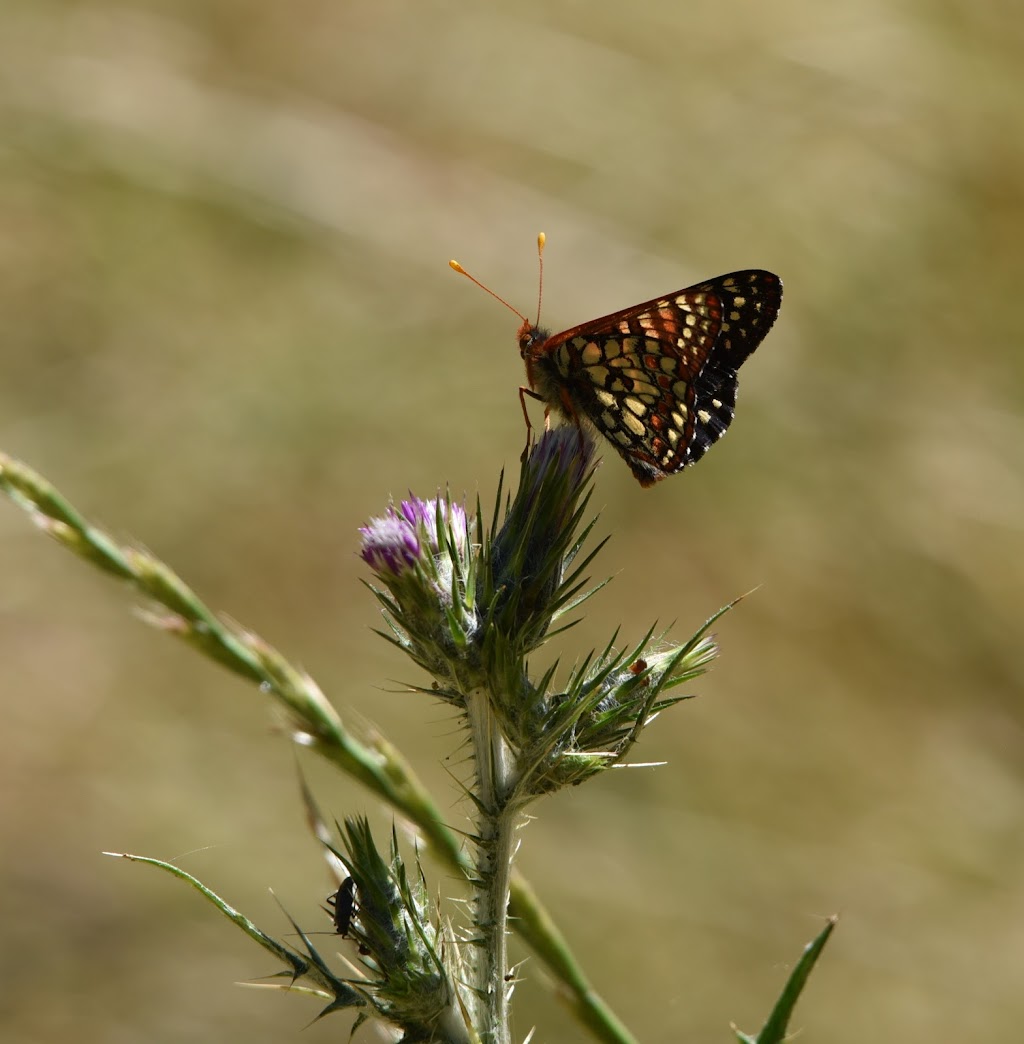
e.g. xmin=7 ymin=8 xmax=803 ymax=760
xmin=325 ymin=876 xmax=356 ymax=938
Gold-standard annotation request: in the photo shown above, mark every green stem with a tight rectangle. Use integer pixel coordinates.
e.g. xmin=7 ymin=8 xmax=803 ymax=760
xmin=464 ymin=685 xmax=518 ymax=1044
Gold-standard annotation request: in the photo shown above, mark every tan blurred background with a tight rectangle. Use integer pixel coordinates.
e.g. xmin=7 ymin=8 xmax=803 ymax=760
xmin=1 ymin=1 xmax=1022 ymax=1041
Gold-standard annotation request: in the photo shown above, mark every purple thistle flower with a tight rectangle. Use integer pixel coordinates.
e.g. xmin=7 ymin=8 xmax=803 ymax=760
xmin=359 ymin=512 xmax=422 ymax=576
xmin=359 ymin=495 xmax=476 ymax=680
xmin=397 ymin=498 xmax=467 ymax=558
xmin=359 ymin=497 xmax=468 ymax=578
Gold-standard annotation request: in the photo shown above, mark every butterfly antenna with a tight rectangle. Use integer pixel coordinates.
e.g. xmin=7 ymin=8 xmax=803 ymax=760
xmin=449 ymin=258 xmax=528 ymax=325
xmin=535 ymin=231 xmax=546 ymax=327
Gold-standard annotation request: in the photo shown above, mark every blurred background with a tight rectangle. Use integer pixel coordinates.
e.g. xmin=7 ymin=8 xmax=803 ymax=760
xmin=1 ymin=1 xmax=1022 ymax=1041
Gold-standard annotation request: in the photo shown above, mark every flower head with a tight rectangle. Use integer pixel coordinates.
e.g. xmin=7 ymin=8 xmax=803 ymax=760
xmin=359 ymin=494 xmax=476 ymax=685
xmin=359 ymin=511 xmax=421 ymax=576
xmin=518 ymin=426 xmax=595 ymax=522
xmin=483 ymin=427 xmax=598 ymax=655
xmin=360 ymin=497 xmax=468 ymax=579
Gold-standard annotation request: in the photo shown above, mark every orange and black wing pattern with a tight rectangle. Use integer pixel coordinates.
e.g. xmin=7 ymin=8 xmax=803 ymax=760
xmin=520 ymin=270 xmax=782 ymax=485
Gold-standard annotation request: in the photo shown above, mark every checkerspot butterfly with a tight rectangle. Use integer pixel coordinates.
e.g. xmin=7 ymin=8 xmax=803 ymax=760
xmin=451 ymin=235 xmax=782 ymax=486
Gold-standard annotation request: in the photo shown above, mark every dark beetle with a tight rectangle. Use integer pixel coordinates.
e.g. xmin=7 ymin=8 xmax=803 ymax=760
xmin=325 ymin=877 xmax=356 ymax=937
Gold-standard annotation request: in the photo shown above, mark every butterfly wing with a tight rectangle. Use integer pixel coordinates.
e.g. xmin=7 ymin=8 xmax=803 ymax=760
xmin=526 ymin=270 xmax=782 ymax=485
xmin=684 ymin=270 xmax=782 ymax=465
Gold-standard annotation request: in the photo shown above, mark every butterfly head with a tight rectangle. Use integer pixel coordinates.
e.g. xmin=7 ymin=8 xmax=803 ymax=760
xmin=516 ymin=320 xmax=549 ymax=359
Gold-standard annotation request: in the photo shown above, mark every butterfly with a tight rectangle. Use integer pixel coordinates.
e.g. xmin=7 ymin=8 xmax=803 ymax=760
xmin=452 ymin=239 xmax=782 ymax=486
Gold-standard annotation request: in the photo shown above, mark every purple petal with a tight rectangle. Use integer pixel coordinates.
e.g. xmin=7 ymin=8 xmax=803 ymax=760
xmin=359 ymin=513 xmax=421 ymax=575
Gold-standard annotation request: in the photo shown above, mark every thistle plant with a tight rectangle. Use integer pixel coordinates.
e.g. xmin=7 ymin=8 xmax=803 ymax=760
xmin=356 ymin=428 xmax=726 ymax=1042
xmin=0 ymin=429 xmax=834 ymax=1044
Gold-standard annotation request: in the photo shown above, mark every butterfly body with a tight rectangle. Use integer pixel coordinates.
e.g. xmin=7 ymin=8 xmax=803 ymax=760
xmin=517 ymin=269 xmax=782 ymax=486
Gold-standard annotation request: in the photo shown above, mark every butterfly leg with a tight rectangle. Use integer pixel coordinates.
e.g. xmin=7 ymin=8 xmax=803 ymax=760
xmin=518 ymin=386 xmax=548 ymax=461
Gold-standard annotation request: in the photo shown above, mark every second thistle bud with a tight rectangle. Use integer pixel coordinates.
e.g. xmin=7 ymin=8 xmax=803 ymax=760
xmin=359 ymin=496 xmax=477 ymax=681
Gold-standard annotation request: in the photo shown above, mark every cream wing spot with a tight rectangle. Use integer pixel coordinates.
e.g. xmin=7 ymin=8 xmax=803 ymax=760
xmin=622 ymin=411 xmax=646 ymax=437
xmin=581 ymin=341 xmax=604 ymax=366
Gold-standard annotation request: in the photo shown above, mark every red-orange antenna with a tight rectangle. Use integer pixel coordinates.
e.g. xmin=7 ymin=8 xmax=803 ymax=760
xmin=449 ymin=257 xmax=528 ymax=325
xmin=535 ymin=232 xmax=545 ymax=328
xmin=449 ymin=233 xmax=548 ymax=329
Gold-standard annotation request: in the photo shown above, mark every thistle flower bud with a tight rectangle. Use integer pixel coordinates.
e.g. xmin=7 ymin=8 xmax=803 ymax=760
xmin=359 ymin=510 xmax=422 ymax=576
xmin=483 ymin=427 xmax=597 ymax=656
xmin=359 ymin=497 xmax=468 ymax=581
xmin=359 ymin=495 xmax=476 ymax=684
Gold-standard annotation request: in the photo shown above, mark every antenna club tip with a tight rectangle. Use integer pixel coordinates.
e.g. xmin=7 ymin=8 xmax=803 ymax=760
xmin=449 ymin=260 xmax=464 ymax=273
xmin=537 ymin=232 xmax=546 ymax=251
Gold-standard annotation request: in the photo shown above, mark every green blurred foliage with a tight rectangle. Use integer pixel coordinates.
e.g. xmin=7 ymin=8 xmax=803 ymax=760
xmin=1 ymin=1 xmax=1022 ymax=1041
